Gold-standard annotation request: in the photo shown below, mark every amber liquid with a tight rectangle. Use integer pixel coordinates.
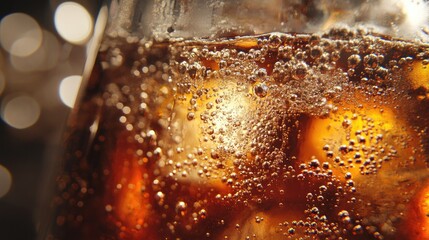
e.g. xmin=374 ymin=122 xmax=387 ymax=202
xmin=48 ymin=30 xmax=429 ymax=240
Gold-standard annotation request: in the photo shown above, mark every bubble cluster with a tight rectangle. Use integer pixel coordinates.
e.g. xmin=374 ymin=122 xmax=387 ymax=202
xmin=53 ymin=29 xmax=429 ymax=239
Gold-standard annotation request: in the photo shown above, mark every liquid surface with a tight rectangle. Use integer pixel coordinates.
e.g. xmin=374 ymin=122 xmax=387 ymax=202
xmin=48 ymin=29 xmax=429 ymax=240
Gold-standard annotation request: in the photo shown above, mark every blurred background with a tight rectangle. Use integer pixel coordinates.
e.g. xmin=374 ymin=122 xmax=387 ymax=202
xmin=0 ymin=0 xmax=102 ymax=239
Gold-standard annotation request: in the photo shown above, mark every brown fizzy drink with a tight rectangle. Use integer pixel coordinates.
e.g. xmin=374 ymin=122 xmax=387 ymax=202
xmin=48 ymin=29 xmax=429 ymax=239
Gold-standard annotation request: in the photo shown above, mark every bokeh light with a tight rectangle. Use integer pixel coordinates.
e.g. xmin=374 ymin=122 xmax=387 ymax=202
xmin=10 ymin=30 xmax=60 ymax=72
xmin=59 ymin=75 xmax=82 ymax=108
xmin=0 ymin=164 xmax=12 ymax=199
xmin=0 ymin=71 xmax=5 ymax=96
xmin=0 ymin=1 xmax=99 ymax=239
xmin=54 ymin=2 xmax=93 ymax=45
xmin=1 ymin=95 xmax=41 ymax=129
xmin=0 ymin=13 xmax=43 ymax=57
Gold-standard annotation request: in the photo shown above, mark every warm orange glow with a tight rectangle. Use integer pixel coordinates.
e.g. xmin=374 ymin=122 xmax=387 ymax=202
xmin=106 ymin=133 xmax=150 ymax=239
xmin=234 ymin=39 xmax=258 ymax=48
xmin=201 ymin=59 xmax=219 ymax=71
xmin=420 ymin=186 xmax=429 ymax=238
xmin=408 ymin=61 xmax=429 ymax=90
xmin=299 ymin=92 xmax=416 ymax=179
xmin=404 ymin=182 xmax=429 ymax=239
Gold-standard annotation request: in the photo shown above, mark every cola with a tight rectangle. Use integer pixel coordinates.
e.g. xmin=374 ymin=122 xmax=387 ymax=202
xmin=46 ymin=29 xmax=429 ymax=239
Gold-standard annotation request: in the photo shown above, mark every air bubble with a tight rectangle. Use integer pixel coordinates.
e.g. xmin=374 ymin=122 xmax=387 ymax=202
xmin=375 ymin=67 xmax=389 ymax=80
xmin=187 ymin=112 xmax=195 ymax=121
xmin=342 ymin=119 xmax=352 ymax=128
xmin=211 ymin=150 xmax=219 ymax=159
xmin=219 ymin=60 xmax=227 ymax=68
xmin=310 ymin=207 xmax=319 ymax=215
xmin=310 ymin=46 xmax=323 ymax=59
xmin=345 ymin=172 xmax=352 ymax=179
xmin=256 ymin=68 xmax=267 ymax=78
xmin=176 ymin=201 xmax=187 ymax=216
xmin=254 ymin=83 xmax=268 ymax=98
xmin=353 ymin=224 xmax=363 ymax=235
xmin=268 ymin=33 xmax=282 ymax=48
xmin=292 ymin=62 xmax=308 ymax=80
xmin=310 ymin=159 xmax=320 ymax=168
xmin=199 ymin=209 xmax=207 ymax=219
xmin=105 ymin=204 xmax=113 ymax=212
xmin=338 ymin=210 xmax=350 ymax=224
xmin=363 ymin=54 xmax=378 ymax=68
xmin=179 ymin=61 xmax=188 ymax=74
xmin=347 ymin=54 xmax=361 ymax=68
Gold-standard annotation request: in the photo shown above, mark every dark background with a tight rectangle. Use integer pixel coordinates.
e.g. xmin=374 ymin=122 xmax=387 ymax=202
xmin=0 ymin=1 xmax=101 ymax=239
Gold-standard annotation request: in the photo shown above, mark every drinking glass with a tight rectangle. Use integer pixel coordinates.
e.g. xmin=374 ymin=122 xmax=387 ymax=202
xmin=43 ymin=0 xmax=429 ymax=239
